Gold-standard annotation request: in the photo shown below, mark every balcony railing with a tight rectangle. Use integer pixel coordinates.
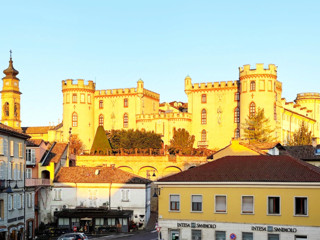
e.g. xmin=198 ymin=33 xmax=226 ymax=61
xmin=197 ymin=141 xmax=208 ymax=148
xmin=25 ymin=178 xmax=51 ymax=187
xmin=26 ymin=160 xmax=36 ymax=165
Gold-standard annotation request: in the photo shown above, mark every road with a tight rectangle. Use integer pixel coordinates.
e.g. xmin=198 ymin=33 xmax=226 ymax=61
xmin=90 ymin=230 xmax=158 ymax=240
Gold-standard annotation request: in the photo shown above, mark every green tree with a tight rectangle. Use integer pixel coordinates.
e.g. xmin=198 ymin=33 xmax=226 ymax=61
xmin=169 ymin=128 xmax=195 ymax=155
xmin=288 ymin=122 xmax=313 ymax=146
xmin=242 ymin=108 xmax=275 ymax=143
xmin=90 ymin=126 xmax=112 ymax=154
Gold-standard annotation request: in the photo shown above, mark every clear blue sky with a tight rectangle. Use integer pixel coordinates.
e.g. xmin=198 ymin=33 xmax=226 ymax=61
xmin=1 ymin=0 xmax=319 ymax=126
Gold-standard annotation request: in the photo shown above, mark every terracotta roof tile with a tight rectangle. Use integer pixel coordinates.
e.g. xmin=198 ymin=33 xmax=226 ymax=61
xmin=26 ymin=139 xmax=44 ymax=147
xmin=282 ymin=145 xmax=320 ymax=160
xmin=0 ymin=123 xmax=30 ymax=139
xmin=55 ymin=167 xmax=151 ymax=184
xmin=22 ymin=126 xmax=51 ymax=134
xmin=41 ymin=142 xmax=68 ymax=165
xmin=158 ymin=155 xmax=320 ymax=182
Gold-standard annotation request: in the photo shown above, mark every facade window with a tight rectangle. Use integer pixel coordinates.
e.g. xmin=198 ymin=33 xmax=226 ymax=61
xmin=295 ymin=197 xmax=308 ymax=216
xmin=95 ymin=218 xmax=104 ymax=226
xmin=99 ymin=114 xmax=104 ymax=126
xmin=20 ymin=163 xmax=23 ymax=180
xmin=0 ymin=199 xmax=3 ymax=220
xmin=80 ymin=93 xmax=85 ymax=103
xmin=4 ymin=102 xmax=9 ymax=116
xmin=54 ymin=189 xmax=62 ymax=201
xmin=99 ymin=100 xmax=103 ymax=109
xmin=201 ymin=130 xmax=206 ymax=142
xmin=26 ymin=149 xmax=36 ymax=164
xmin=124 ymin=98 xmax=128 ymax=108
xmin=72 ymin=93 xmax=77 ymax=103
xmin=274 ymin=103 xmax=277 ymax=120
xmin=121 ymin=189 xmax=129 ymax=202
xmin=123 ymin=113 xmax=129 ymax=128
xmin=215 ymin=195 xmax=226 ymax=213
xmin=10 ymin=140 xmax=14 ymax=157
xmin=0 ymin=137 xmax=3 ymax=155
xmin=8 ymin=162 xmax=12 ymax=180
xmin=295 ymin=236 xmax=307 ymax=240
xmin=234 ymin=128 xmax=240 ymax=139
xmin=235 ymin=92 xmax=240 ymax=101
xmin=0 ymin=162 xmax=5 ymax=179
xmin=242 ymin=196 xmax=254 ymax=214
xmin=249 ymin=102 xmax=256 ymax=118
xmin=268 ymin=234 xmax=280 ymax=240
xmin=250 ymin=81 xmax=256 ymax=91
xmin=170 ymin=195 xmax=180 ymax=211
xmin=26 ymin=168 xmax=32 ymax=179
xmin=26 ymin=193 xmax=33 ymax=208
xmin=8 ymin=195 xmax=13 ymax=210
xmin=192 ymin=229 xmax=202 ymax=240
xmin=18 ymin=143 xmax=23 ymax=158
xmin=242 ymin=232 xmax=253 ymax=240
xmin=107 ymin=218 xmax=116 ymax=226
xmin=191 ymin=195 xmax=202 ymax=212
xmin=234 ymin=107 xmax=240 ymax=123
xmin=58 ymin=218 xmax=69 ymax=226
xmin=268 ymin=196 xmax=280 ymax=215
xmin=87 ymin=94 xmax=91 ymax=104
xmin=201 ymin=94 xmax=207 ymax=103
xmin=215 ymin=231 xmax=226 ymax=240
xmin=72 ymin=112 xmax=78 ymax=127
xmin=201 ymin=109 xmax=207 ymax=125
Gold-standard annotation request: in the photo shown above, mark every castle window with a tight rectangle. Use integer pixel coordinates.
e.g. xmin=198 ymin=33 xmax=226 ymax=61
xmin=201 ymin=94 xmax=207 ymax=103
xmin=201 ymin=109 xmax=207 ymax=125
xmin=234 ymin=128 xmax=240 ymax=139
xmin=249 ymin=102 xmax=256 ymax=118
xmin=201 ymin=130 xmax=206 ymax=142
xmin=235 ymin=92 xmax=240 ymax=101
xmin=274 ymin=103 xmax=277 ymax=120
xmin=87 ymin=94 xmax=91 ymax=104
xmin=124 ymin=98 xmax=128 ymax=108
xmin=250 ymin=81 xmax=256 ymax=91
xmin=99 ymin=114 xmax=104 ymax=126
xmin=80 ymin=93 xmax=85 ymax=103
xmin=234 ymin=107 xmax=240 ymax=123
xmin=72 ymin=112 xmax=78 ymax=127
xmin=4 ymin=102 xmax=9 ymax=117
xmin=99 ymin=100 xmax=103 ymax=109
xmin=72 ymin=94 xmax=77 ymax=103
xmin=123 ymin=113 xmax=128 ymax=128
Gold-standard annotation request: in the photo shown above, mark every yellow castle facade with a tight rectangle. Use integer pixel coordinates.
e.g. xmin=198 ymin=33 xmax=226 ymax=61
xmin=2 ymin=56 xmax=320 ymax=150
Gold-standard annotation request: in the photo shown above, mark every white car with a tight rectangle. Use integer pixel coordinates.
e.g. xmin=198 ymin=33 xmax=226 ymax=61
xmin=57 ymin=233 xmax=88 ymax=240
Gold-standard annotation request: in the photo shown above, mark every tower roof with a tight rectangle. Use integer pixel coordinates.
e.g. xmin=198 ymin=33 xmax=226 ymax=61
xmin=3 ymin=51 xmax=19 ymax=80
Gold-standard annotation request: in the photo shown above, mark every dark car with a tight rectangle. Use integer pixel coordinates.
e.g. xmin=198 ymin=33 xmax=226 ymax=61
xmin=57 ymin=233 xmax=88 ymax=240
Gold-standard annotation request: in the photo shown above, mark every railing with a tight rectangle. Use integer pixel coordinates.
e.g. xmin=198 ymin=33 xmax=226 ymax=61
xmin=25 ymin=178 xmax=51 ymax=187
xmin=26 ymin=160 xmax=36 ymax=165
xmin=197 ymin=141 xmax=208 ymax=148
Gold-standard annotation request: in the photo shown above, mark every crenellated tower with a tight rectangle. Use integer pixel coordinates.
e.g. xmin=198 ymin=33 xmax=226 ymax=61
xmin=239 ymin=64 xmax=282 ymax=140
xmin=1 ymin=52 xmax=22 ymax=129
xmin=62 ymin=79 xmax=96 ymax=150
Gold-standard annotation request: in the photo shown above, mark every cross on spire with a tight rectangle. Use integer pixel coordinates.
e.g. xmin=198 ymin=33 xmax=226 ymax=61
xmin=9 ymin=50 xmax=12 ymax=59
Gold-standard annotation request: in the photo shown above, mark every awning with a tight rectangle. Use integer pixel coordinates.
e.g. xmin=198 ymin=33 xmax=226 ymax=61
xmin=80 ymin=217 xmax=92 ymax=221
xmin=54 ymin=208 xmax=133 ymax=219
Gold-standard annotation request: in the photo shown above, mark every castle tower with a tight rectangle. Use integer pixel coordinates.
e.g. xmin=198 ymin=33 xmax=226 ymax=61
xmin=62 ymin=79 xmax=96 ymax=150
xmin=1 ymin=51 xmax=22 ymax=129
xmin=239 ymin=64 xmax=282 ymax=140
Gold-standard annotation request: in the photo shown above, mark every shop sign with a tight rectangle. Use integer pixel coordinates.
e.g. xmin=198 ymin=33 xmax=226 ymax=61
xmin=251 ymin=225 xmax=297 ymax=233
xmin=177 ymin=222 xmax=216 ymax=229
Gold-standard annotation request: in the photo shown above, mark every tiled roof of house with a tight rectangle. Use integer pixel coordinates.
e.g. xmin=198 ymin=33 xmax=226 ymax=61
xmin=41 ymin=142 xmax=68 ymax=165
xmin=54 ymin=167 xmax=151 ymax=184
xmin=26 ymin=139 xmax=45 ymax=147
xmin=0 ymin=123 xmax=30 ymax=139
xmin=22 ymin=126 xmax=51 ymax=134
xmin=281 ymin=145 xmax=320 ymax=160
xmin=158 ymin=155 xmax=320 ymax=182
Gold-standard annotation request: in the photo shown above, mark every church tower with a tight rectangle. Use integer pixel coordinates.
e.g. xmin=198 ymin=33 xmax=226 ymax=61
xmin=1 ymin=51 xmax=21 ymax=129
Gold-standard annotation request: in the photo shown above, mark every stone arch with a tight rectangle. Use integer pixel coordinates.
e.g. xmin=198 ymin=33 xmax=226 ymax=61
xmin=117 ymin=166 xmax=134 ymax=174
xmin=162 ymin=166 xmax=182 ymax=177
xmin=138 ymin=166 xmax=158 ymax=180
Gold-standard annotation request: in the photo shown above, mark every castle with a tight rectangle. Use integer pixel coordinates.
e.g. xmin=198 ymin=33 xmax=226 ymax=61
xmin=2 ymin=56 xmax=320 ymax=150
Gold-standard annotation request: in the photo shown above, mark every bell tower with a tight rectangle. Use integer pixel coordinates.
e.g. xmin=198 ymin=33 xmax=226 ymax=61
xmin=1 ymin=51 xmax=21 ymax=129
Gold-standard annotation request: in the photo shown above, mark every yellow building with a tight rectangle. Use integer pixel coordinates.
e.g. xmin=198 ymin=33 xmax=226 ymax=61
xmin=156 ymin=155 xmax=320 ymax=240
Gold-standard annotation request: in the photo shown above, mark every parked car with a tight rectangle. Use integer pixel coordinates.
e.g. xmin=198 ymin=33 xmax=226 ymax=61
xmin=57 ymin=233 xmax=88 ymax=240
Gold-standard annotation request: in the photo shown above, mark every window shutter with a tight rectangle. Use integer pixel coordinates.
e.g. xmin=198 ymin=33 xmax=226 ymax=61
xmin=0 ymin=138 xmax=3 ymax=155
xmin=171 ymin=195 xmax=179 ymax=202
xmin=3 ymin=139 xmax=8 ymax=156
xmin=8 ymin=162 xmax=12 ymax=180
xmin=216 ymin=196 xmax=226 ymax=212
xmin=192 ymin=195 xmax=202 ymax=202
xmin=31 ymin=149 xmax=35 ymax=163
xmin=242 ymin=196 xmax=253 ymax=212
xmin=22 ymin=193 xmax=24 ymax=209
xmin=0 ymin=162 xmax=4 ymax=179
xmin=31 ymin=192 xmax=34 ymax=207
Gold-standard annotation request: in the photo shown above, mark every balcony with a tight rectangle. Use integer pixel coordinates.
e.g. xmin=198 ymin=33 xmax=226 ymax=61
xmin=197 ymin=141 xmax=208 ymax=148
xmin=26 ymin=160 xmax=36 ymax=166
xmin=25 ymin=178 xmax=51 ymax=187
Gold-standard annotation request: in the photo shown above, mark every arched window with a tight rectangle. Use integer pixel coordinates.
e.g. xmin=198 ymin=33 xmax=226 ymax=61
xmin=250 ymin=81 xmax=256 ymax=91
xmin=99 ymin=114 xmax=104 ymax=126
xmin=201 ymin=130 xmax=207 ymax=142
xmin=4 ymin=102 xmax=9 ymax=116
xmin=72 ymin=112 xmax=78 ymax=127
xmin=249 ymin=102 xmax=256 ymax=118
xmin=234 ymin=128 xmax=240 ymax=139
xmin=274 ymin=103 xmax=277 ymax=120
xmin=234 ymin=107 xmax=240 ymax=123
xmin=201 ymin=109 xmax=207 ymax=125
xmin=123 ymin=113 xmax=128 ymax=128
xmin=201 ymin=94 xmax=207 ymax=103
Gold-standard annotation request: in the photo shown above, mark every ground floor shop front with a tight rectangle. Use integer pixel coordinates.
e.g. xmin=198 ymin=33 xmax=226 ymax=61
xmin=159 ymin=220 xmax=319 ymax=240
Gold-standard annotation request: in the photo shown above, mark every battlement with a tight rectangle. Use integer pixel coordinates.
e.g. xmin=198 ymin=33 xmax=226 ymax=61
xmin=296 ymin=92 xmax=320 ymax=100
xmin=185 ymin=80 xmax=239 ymax=91
xmin=95 ymin=87 xmax=137 ymax=96
xmin=136 ymin=112 xmax=192 ymax=121
xmin=239 ymin=64 xmax=277 ymax=79
xmin=62 ymin=79 xmax=96 ymax=91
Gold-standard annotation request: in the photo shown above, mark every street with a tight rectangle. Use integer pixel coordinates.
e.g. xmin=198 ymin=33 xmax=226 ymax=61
xmin=90 ymin=230 xmax=158 ymax=240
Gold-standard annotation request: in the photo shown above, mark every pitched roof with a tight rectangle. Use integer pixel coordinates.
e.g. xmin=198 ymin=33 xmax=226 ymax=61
xmin=41 ymin=142 xmax=68 ymax=165
xmin=22 ymin=126 xmax=51 ymax=134
xmin=158 ymin=155 xmax=320 ymax=182
xmin=54 ymin=166 xmax=151 ymax=184
xmin=0 ymin=123 xmax=30 ymax=139
xmin=282 ymin=145 xmax=320 ymax=161
xmin=26 ymin=139 xmax=45 ymax=147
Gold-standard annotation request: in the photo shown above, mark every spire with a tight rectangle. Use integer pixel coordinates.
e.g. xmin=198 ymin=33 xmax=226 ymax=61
xmin=3 ymin=50 xmax=19 ymax=79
